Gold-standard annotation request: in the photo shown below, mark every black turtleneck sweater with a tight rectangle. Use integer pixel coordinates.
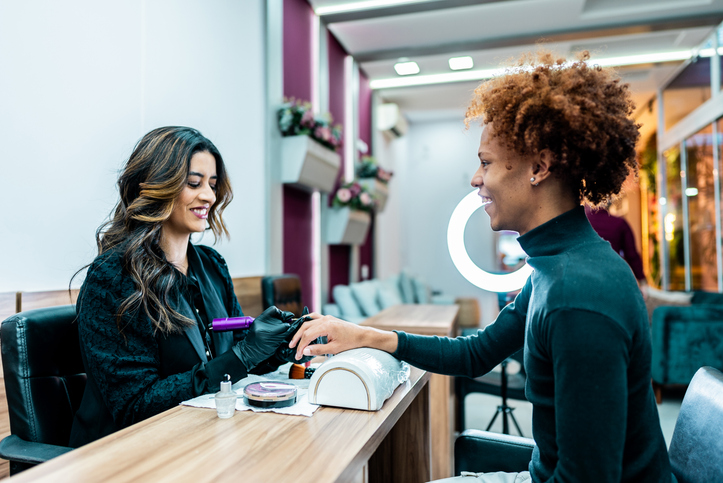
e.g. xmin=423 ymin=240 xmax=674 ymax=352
xmin=393 ymin=206 xmax=674 ymax=482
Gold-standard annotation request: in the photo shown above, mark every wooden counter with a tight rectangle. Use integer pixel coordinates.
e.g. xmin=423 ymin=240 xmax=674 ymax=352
xmin=362 ymin=304 xmax=459 ymax=480
xmin=7 ymin=368 xmax=431 ymax=483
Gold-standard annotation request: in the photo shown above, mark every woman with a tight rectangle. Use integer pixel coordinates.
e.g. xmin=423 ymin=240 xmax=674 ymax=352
xmin=70 ymin=127 xmax=300 ymax=447
xmin=291 ymin=51 xmax=674 ymax=482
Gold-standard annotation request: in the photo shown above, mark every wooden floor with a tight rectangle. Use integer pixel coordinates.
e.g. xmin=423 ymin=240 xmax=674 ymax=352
xmin=0 ymin=374 xmax=10 ymax=479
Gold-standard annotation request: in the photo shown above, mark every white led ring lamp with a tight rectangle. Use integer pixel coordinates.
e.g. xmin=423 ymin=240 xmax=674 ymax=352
xmin=447 ymin=190 xmax=533 ymax=292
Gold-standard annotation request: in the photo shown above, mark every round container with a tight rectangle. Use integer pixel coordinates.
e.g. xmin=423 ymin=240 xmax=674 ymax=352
xmin=243 ymin=381 xmax=297 ymax=408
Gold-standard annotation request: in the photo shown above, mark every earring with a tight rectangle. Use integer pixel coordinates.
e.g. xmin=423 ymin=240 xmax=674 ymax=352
xmin=530 ymin=177 xmax=539 ymax=186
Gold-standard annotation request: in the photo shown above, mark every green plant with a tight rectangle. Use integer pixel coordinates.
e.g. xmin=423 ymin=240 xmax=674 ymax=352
xmin=277 ymin=98 xmax=342 ymax=152
xmin=356 ymin=155 xmax=393 ymax=183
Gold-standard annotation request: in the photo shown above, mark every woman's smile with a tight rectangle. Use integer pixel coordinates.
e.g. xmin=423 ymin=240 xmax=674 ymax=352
xmin=191 ymin=206 xmax=209 ymax=219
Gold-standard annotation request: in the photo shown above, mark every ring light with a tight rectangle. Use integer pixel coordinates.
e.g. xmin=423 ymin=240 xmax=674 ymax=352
xmin=447 ymin=190 xmax=533 ymax=292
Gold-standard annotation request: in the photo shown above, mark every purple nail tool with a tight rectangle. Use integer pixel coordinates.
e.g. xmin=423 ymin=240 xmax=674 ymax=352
xmin=211 ymin=316 xmax=255 ymax=331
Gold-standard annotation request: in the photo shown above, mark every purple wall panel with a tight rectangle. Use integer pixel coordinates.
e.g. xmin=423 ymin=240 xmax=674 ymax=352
xmin=283 ymin=0 xmax=313 ymax=103
xmin=358 ymin=72 xmax=374 ymax=281
xmin=327 ymin=32 xmax=350 ymax=302
xmin=328 ymin=245 xmax=351 ymax=302
xmin=283 ymin=185 xmax=313 ymax=308
xmin=282 ymin=0 xmax=314 ymax=308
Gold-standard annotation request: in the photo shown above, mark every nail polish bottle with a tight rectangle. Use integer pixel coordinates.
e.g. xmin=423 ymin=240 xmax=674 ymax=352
xmin=215 ymin=374 xmax=237 ymax=419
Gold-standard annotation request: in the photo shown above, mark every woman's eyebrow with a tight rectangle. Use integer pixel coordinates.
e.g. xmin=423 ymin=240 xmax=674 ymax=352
xmin=188 ymin=171 xmax=218 ymax=179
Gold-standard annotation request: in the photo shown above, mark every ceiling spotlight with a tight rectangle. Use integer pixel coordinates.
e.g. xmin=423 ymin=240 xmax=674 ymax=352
xmin=315 ymin=0 xmax=436 ymax=16
xmin=394 ymin=61 xmax=420 ymax=76
xmin=449 ymin=56 xmax=474 ymax=70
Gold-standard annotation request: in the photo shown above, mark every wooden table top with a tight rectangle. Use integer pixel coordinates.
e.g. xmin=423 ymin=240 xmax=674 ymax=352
xmin=8 ymin=368 xmax=429 ymax=483
xmin=362 ymin=304 xmax=459 ymax=336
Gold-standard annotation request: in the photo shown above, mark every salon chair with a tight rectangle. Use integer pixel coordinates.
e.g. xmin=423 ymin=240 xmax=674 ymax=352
xmin=261 ymin=274 xmax=304 ymax=317
xmin=0 ymin=305 xmax=86 ymax=474
xmin=455 ymin=366 xmax=723 ymax=482
xmin=651 ymin=292 xmax=723 ymax=403
xmin=455 ymin=348 xmax=526 ymax=435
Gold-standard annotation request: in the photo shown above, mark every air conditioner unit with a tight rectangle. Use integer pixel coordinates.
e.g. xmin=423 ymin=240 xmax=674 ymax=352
xmin=376 ymin=103 xmax=408 ymax=139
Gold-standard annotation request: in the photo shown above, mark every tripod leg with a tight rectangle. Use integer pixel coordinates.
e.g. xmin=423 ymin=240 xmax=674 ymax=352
xmin=485 ymin=408 xmax=501 ymax=431
xmin=502 ymin=407 xmax=510 ymax=434
xmin=507 ymin=408 xmax=524 ymax=437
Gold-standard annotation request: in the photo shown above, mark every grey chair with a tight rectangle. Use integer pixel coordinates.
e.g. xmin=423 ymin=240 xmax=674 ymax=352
xmin=455 ymin=366 xmax=723 ymax=482
xmin=261 ymin=274 xmax=304 ymax=317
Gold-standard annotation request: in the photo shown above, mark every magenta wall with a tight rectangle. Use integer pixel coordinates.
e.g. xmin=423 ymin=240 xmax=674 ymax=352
xmin=327 ymin=31 xmax=350 ymax=301
xmin=358 ymin=71 xmax=374 ymax=281
xmin=283 ymin=0 xmax=313 ymax=102
xmin=282 ymin=0 xmax=314 ymax=308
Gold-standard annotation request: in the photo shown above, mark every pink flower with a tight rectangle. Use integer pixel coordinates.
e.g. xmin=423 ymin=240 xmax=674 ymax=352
xmin=360 ymin=192 xmax=372 ymax=206
xmin=336 ymin=188 xmax=352 ymax=203
xmin=301 ymin=110 xmax=315 ymax=128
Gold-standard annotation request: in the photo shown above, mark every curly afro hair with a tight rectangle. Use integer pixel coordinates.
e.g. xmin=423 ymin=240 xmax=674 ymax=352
xmin=465 ymin=50 xmax=640 ymax=206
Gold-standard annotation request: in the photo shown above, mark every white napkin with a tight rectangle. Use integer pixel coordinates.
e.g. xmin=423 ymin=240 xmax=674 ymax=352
xmin=181 ymin=363 xmax=320 ymax=417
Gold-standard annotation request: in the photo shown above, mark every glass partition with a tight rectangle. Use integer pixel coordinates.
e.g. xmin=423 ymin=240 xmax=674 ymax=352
xmin=663 ymin=146 xmax=686 ymax=290
xmin=685 ymin=124 xmax=718 ymax=291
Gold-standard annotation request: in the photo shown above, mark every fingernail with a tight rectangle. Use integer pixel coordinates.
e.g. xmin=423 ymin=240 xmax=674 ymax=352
xmin=303 ymin=347 xmax=312 ymax=356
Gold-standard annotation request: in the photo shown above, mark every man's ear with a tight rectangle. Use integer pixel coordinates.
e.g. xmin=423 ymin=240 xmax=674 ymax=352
xmin=530 ymin=149 xmax=554 ymax=182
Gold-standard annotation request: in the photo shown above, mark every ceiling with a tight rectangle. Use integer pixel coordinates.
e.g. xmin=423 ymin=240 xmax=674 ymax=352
xmin=309 ymin=0 xmax=723 ymax=126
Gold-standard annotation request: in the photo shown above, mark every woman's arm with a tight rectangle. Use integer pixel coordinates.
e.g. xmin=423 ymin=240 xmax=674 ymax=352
xmin=77 ymin=268 xmax=199 ymax=427
xmin=77 ymin=257 xmax=247 ymax=428
xmin=292 ymin=280 xmax=531 ymax=377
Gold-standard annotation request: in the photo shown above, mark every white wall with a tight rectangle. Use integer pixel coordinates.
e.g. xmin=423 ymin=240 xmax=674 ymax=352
xmin=375 ymin=118 xmax=501 ymax=325
xmin=0 ymin=0 xmax=267 ymax=292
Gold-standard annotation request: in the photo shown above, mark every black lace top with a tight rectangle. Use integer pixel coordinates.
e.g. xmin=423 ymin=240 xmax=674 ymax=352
xmin=69 ymin=242 xmax=247 ymax=447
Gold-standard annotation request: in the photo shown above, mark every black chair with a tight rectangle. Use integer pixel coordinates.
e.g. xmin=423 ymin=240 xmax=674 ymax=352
xmin=455 ymin=348 xmax=527 ymax=435
xmin=261 ymin=274 xmax=304 ymax=317
xmin=0 ymin=305 xmax=86 ymax=474
xmin=455 ymin=366 xmax=723 ymax=481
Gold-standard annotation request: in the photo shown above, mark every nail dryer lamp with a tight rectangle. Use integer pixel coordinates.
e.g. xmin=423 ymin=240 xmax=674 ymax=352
xmin=307 ymin=348 xmax=409 ymax=411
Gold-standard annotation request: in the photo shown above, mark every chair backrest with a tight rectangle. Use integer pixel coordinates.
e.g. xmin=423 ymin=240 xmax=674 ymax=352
xmin=1 ymin=305 xmax=86 ymax=447
xmin=232 ymin=276 xmax=264 ymax=318
xmin=261 ymin=274 xmax=303 ymax=317
xmin=668 ymin=366 xmax=723 ymax=483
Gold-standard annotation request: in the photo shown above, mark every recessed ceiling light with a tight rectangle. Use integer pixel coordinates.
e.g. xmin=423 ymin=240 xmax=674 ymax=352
xmin=371 ymin=50 xmax=693 ymax=89
xmin=394 ymin=61 xmax=420 ymax=76
xmin=314 ymin=0 xmax=437 ymax=16
xmin=448 ymin=56 xmax=474 ymax=70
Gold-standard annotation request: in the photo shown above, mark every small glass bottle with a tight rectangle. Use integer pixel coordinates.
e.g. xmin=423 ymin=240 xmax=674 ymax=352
xmin=215 ymin=374 xmax=237 ymax=419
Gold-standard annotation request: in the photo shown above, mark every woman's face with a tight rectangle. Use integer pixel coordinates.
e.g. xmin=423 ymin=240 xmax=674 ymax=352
xmin=163 ymin=150 xmax=218 ymax=240
xmin=471 ymin=124 xmax=537 ymax=235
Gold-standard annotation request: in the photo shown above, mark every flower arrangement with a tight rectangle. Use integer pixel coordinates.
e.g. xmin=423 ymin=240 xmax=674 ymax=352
xmin=332 ymin=181 xmax=376 ymax=212
xmin=356 ymin=155 xmax=393 ymax=183
xmin=278 ymin=98 xmax=342 ymax=152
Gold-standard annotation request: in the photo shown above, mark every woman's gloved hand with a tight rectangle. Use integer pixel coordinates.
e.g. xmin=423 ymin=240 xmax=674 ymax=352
xmin=274 ymin=308 xmax=316 ymax=364
xmin=232 ymin=306 xmax=294 ymax=371
xmin=249 ymin=307 xmax=317 ymax=374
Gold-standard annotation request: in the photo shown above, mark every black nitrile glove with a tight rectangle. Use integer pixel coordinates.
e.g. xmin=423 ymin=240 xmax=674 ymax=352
xmin=233 ymin=305 xmax=295 ymax=372
xmin=250 ymin=307 xmax=313 ymax=375
xmin=275 ymin=306 xmax=316 ymax=364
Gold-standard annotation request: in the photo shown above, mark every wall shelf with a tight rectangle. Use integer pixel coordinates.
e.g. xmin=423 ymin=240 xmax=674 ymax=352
xmin=325 ymin=207 xmax=371 ymax=245
xmin=281 ymin=135 xmax=341 ymax=193
xmin=358 ymin=178 xmax=389 ymax=212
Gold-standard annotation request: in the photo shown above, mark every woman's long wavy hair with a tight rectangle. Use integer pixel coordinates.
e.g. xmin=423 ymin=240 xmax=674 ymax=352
xmin=86 ymin=126 xmax=232 ymax=335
